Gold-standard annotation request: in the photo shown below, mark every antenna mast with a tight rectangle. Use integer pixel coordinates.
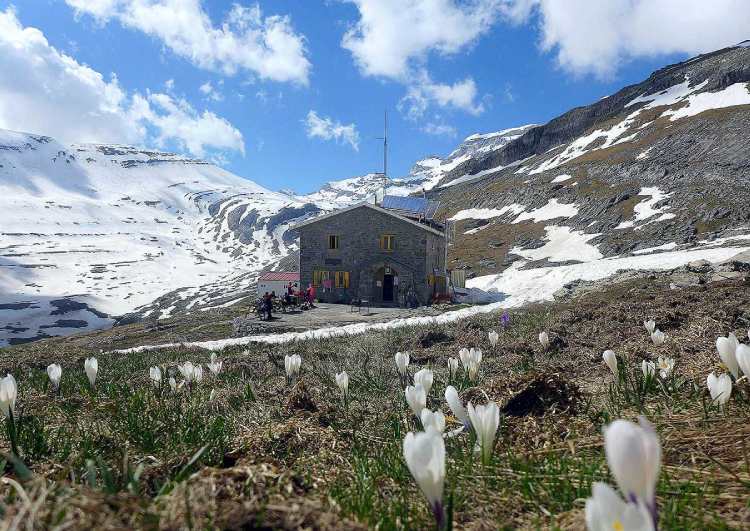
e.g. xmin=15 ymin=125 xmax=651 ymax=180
xmin=383 ymin=109 xmax=388 ymax=180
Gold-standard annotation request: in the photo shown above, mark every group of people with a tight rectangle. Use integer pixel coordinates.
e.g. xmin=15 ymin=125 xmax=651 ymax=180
xmin=258 ymin=282 xmax=317 ymax=320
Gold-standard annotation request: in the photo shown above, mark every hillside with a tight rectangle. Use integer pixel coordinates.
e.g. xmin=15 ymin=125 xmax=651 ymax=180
xmin=1 ymin=271 xmax=749 ymax=528
xmin=426 ymin=42 xmax=750 ymax=301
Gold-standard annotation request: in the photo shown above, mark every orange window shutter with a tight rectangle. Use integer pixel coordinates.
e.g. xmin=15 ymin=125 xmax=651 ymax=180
xmin=344 ymin=271 xmax=350 ymax=288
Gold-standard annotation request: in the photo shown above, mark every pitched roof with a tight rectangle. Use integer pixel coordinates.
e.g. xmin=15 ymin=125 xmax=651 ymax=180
xmin=258 ymin=271 xmax=299 ymax=282
xmin=292 ymin=202 xmax=445 ymax=237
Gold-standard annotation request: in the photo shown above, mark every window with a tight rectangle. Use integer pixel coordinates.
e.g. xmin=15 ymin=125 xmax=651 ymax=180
xmin=334 ymin=271 xmax=350 ymax=288
xmin=312 ymin=270 xmax=326 ymax=287
xmin=379 ymin=234 xmax=395 ymax=251
xmin=328 ymin=235 xmax=340 ymax=249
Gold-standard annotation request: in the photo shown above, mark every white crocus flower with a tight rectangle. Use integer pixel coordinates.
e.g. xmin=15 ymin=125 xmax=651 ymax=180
xmin=604 ymin=418 xmax=661 ymax=509
xmin=284 ymin=354 xmax=302 ymax=378
xmin=657 ymin=357 xmax=674 ymax=379
xmin=420 ymin=409 xmax=446 ymax=434
xmin=650 ymin=329 xmax=665 ymax=346
xmin=178 ymin=361 xmax=196 ymax=383
xmin=395 ymin=351 xmax=410 ymax=376
xmin=470 ymin=348 xmax=482 ymax=365
xmin=585 ymin=482 xmax=655 ymax=531
xmin=716 ymin=334 xmax=740 ymax=378
xmin=84 ymin=357 xmax=98 ymax=388
xmin=467 ymin=360 xmax=480 ymax=382
xmin=643 ymin=320 xmax=656 ymax=334
xmin=458 ymin=348 xmax=471 ymax=371
xmin=468 ymin=401 xmax=500 ymax=464
xmin=335 ymin=371 xmax=349 ymax=398
xmin=413 ymin=368 xmax=434 ymax=396
xmin=736 ymin=344 xmax=750 ymax=380
xmin=0 ymin=374 xmax=17 ymax=419
xmin=706 ymin=372 xmax=732 ymax=406
xmin=602 ymin=350 xmax=618 ymax=377
xmin=207 ymin=356 xmax=223 ymax=375
xmin=168 ymin=377 xmax=178 ymax=391
xmin=444 ymin=385 xmax=470 ymax=428
xmin=488 ymin=330 xmax=499 ymax=347
xmin=447 ymin=357 xmax=459 ymax=380
xmin=405 ymin=384 xmax=427 ymax=417
xmin=539 ymin=331 xmax=550 ymax=350
xmin=641 ymin=360 xmax=656 ymax=379
xmin=149 ymin=366 xmax=162 ymax=387
xmin=403 ymin=430 xmax=446 ymax=527
xmin=47 ymin=363 xmax=62 ymax=391
xmin=193 ymin=365 xmax=203 ymax=383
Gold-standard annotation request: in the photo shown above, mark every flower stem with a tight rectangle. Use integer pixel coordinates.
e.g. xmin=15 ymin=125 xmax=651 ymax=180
xmin=6 ymin=411 xmax=18 ymax=457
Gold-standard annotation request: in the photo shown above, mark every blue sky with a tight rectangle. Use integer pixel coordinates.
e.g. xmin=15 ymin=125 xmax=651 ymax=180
xmin=0 ymin=1 xmax=746 ymax=193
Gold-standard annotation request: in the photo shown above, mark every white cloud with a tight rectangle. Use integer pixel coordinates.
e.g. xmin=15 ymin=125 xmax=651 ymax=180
xmin=503 ymin=0 xmax=750 ymax=78
xmin=0 ymin=8 xmax=244 ymax=159
xmin=66 ymin=0 xmax=311 ymax=85
xmin=132 ymin=92 xmax=244 ymax=157
xmin=304 ymin=111 xmax=360 ymax=151
xmin=400 ymin=73 xmax=484 ymax=118
xmin=342 ymin=0 xmax=497 ymax=116
xmin=421 ymin=122 xmax=457 ymax=137
xmin=199 ymin=81 xmax=223 ymax=101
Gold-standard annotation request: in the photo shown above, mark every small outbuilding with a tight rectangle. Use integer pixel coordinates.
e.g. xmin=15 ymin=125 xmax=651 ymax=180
xmin=294 ymin=196 xmax=447 ymax=306
xmin=257 ymin=271 xmax=299 ymax=297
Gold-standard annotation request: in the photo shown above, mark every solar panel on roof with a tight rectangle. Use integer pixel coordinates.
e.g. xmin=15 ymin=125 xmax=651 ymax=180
xmin=382 ymin=195 xmax=440 ymax=219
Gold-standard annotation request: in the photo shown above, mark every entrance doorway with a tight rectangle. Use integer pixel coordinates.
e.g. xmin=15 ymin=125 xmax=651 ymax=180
xmin=383 ymin=273 xmax=394 ymax=302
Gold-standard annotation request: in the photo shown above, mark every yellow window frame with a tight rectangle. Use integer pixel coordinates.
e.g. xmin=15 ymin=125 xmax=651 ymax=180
xmin=334 ymin=271 xmax=350 ymax=288
xmin=379 ymin=234 xmax=395 ymax=252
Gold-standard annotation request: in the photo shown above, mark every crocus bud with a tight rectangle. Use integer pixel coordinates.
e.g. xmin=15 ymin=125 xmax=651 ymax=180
xmin=539 ymin=331 xmax=550 ymax=349
xmin=706 ymin=372 xmax=732 ymax=406
xmin=405 ymin=384 xmax=426 ymax=417
xmin=149 ymin=366 xmax=162 ymax=387
xmin=444 ymin=385 xmax=469 ymax=428
xmin=467 ymin=360 xmax=480 ymax=382
xmin=0 ymin=374 xmax=17 ymax=419
xmin=284 ymin=354 xmax=301 ymax=377
xmin=717 ymin=334 xmax=741 ymax=378
xmin=602 ymin=350 xmax=618 ymax=376
xmin=47 ymin=363 xmax=62 ymax=390
xmin=467 ymin=401 xmax=500 ymax=464
xmin=420 ymin=409 xmax=446 ymax=434
xmin=488 ymin=330 xmax=499 ymax=347
xmin=336 ymin=371 xmax=349 ymax=397
xmin=414 ymin=368 xmax=434 ymax=396
xmin=395 ymin=352 xmax=410 ymax=376
xmin=736 ymin=344 xmax=750 ymax=380
xmin=458 ymin=348 xmax=471 ymax=371
xmin=403 ymin=430 xmax=445 ymax=527
xmin=603 ymin=417 xmax=661 ymax=507
xmin=447 ymin=357 xmax=459 ymax=379
xmin=643 ymin=320 xmax=656 ymax=334
xmin=169 ymin=377 xmax=177 ymax=391
xmin=84 ymin=357 xmax=98 ymax=388
xmin=641 ymin=360 xmax=655 ymax=379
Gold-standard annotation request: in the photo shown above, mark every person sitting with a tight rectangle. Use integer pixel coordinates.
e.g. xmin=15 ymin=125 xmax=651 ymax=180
xmin=263 ymin=292 xmax=273 ymax=320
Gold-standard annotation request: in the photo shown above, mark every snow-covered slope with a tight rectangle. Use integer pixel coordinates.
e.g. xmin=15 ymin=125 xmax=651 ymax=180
xmin=0 ymin=130 xmax=328 ymax=345
xmin=408 ymin=124 xmax=536 ymax=190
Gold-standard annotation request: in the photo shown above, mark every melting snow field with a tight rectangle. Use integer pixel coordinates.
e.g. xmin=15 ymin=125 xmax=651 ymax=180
xmin=449 ymin=204 xmax=525 ymax=221
xmin=513 ymin=199 xmax=579 ymax=223
xmin=114 ymin=243 xmax=750 ymax=354
xmin=617 ymin=187 xmax=673 ymax=229
xmin=511 ymin=226 xmax=602 ymax=262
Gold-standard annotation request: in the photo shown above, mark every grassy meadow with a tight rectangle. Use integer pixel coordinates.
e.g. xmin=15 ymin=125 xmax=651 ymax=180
xmin=0 ymin=276 xmax=749 ymax=529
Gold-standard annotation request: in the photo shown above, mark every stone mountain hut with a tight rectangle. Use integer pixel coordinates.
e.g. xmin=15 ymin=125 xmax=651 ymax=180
xmin=294 ymin=195 xmax=448 ymax=306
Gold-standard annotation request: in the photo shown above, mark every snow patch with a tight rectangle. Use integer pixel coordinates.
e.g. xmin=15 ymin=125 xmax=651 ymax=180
xmin=511 ymin=226 xmax=602 ymax=262
xmin=449 ymin=204 xmax=525 ymax=221
xmin=664 ymin=83 xmax=750 ymax=121
xmin=550 ymin=174 xmax=573 ymax=183
xmin=514 ymin=199 xmax=579 ymax=223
